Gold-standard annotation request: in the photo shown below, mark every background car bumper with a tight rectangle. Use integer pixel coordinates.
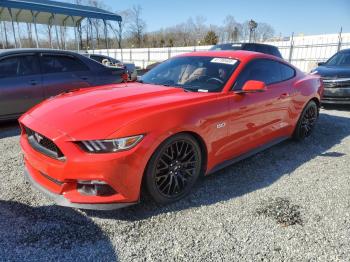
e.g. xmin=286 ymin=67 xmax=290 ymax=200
xmin=322 ymin=87 xmax=350 ymax=104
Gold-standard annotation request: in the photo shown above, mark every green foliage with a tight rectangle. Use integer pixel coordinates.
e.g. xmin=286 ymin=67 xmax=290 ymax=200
xmin=203 ymin=31 xmax=218 ymax=45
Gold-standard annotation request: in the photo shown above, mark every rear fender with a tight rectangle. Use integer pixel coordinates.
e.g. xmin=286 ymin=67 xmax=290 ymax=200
xmin=294 ymin=74 xmax=323 ymax=106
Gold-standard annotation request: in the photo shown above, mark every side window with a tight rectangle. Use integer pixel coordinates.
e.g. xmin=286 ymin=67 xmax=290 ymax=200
xmin=0 ymin=57 xmax=18 ymax=78
xmin=280 ymin=63 xmax=295 ymax=81
xmin=0 ymin=55 xmax=39 ymax=79
xmin=233 ymin=59 xmax=282 ymax=90
xmin=41 ymin=55 xmax=89 ymax=74
xmin=91 ymin=55 xmax=104 ymax=64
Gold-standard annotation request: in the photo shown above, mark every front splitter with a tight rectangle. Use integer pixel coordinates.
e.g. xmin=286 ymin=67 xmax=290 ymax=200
xmin=24 ymin=168 xmax=137 ymax=211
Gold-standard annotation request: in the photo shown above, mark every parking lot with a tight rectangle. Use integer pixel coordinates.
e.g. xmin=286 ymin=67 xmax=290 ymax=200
xmin=0 ymin=106 xmax=349 ymax=261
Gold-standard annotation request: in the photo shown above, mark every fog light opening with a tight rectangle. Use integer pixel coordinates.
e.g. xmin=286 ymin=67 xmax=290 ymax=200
xmin=77 ymin=180 xmax=116 ymax=196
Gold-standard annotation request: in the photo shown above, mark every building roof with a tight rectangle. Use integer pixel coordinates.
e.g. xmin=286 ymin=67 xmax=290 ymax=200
xmin=0 ymin=0 xmax=121 ymax=26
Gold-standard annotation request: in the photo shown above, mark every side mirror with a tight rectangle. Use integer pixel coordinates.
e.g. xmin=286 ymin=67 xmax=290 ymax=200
xmin=236 ymin=80 xmax=267 ymax=94
xmin=317 ymin=62 xmax=325 ymax=66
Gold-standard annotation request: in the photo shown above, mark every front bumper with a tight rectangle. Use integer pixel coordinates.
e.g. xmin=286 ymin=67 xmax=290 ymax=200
xmin=19 ymin=114 xmax=153 ymax=210
xmin=322 ymin=87 xmax=350 ymax=104
xmin=24 ymin=168 xmax=136 ymax=210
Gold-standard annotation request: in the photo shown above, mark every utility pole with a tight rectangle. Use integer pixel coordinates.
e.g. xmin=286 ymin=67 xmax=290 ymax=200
xmin=248 ymin=19 xmax=258 ymax=43
xmin=337 ymin=27 xmax=343 ymax=52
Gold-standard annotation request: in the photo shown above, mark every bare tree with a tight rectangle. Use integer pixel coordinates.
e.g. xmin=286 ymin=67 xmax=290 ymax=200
xmin=108 ymin=9 xmax=132 ymax=48
xmin=128 ymin=5 xmax=146 ymax=48
xmin=241 ymin=21 xmax=251 ymax=42
xmin=66 ymin=0 xmax=275 ymax=49
xmin=223 ymin=15 xmax=242 ymax=42
xmin=193 ymin=16 xmax=207 ymax=44
xmin=255 ymin=23 xmax=275 ymax=41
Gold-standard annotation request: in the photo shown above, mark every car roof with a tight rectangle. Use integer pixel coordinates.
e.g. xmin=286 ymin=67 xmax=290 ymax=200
xmin=0 ymin=48 xmax=81 ymax=56
xmin=89 ymin=54 xmax=108 ymax=57
xmin=214 ymin=42 xmax=277 ymax=48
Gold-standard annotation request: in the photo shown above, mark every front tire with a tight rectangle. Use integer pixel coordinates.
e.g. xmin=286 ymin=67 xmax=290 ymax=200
xmin=293 ymin=100 xmax=319 ymax=141
xmin=144 ymin=134 xmax=202 ymax=204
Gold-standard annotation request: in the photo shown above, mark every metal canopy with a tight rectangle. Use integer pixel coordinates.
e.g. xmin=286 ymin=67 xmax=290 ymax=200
xmin=0 ymin=0 xmax=122 ymax=27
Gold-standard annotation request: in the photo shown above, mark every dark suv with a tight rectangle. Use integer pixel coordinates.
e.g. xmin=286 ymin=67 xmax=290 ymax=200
xmin=210 ymin=43 xmax=283 ymax=59
xmin=0 ymin=49 xmax=126 ymax=121
xmin=311 ymin=49 xmax=350 ymax=104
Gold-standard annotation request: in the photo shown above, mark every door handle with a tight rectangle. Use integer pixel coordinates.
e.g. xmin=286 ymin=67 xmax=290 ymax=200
xmin=279 ymin=93 xmax=289 ymax=99
xmin=80 ymin=77 xmax=89 ymax=81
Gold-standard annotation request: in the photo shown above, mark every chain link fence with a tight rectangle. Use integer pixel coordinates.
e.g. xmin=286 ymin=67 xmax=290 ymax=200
xmin=89 ymin=32 xmax=349 ymax=72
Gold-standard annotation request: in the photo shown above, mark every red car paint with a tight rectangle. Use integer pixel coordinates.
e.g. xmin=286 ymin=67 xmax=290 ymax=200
xmin=19 ymin=51 xmax=323 ymax=209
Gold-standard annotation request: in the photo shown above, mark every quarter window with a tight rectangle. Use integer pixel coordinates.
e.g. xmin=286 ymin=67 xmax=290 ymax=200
xmin=280 ymin=63 xmax=296 ymax=80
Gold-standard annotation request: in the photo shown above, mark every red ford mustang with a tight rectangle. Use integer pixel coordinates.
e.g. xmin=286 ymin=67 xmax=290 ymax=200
xmin=19 ymin=51 xmax=323 ymax=210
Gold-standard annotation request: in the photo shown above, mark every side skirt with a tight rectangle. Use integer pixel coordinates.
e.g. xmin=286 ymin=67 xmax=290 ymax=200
xmin=207 ymin=136 xmax=290 ymax=175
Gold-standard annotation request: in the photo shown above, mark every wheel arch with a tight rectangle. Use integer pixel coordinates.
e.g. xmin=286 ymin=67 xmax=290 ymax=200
xmin=181 ymin=131 xmax=208 ymax=175
xmin=310 ymin=97 xmax=320 ymax=109
xmin=140 ymin=130 xmax=209 ymax=199
xmin=308 ymin=97 xmax=321 ymax=116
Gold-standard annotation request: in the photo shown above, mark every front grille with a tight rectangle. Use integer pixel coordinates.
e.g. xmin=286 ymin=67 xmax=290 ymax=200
xmin=24 ymin=127 xmax=65 ymax=161
xmin=323 ymin=78 xmax=350 ymax=88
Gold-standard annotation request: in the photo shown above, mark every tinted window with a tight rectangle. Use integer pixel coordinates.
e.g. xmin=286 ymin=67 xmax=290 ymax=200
xmin=0 ymin=55 xmax=39 ymax=79
xmin=41 ymin=55 xmax=89 ymax=74
xmin=280 ymin=63 xmax=295 ymax=80
xmin=90 ymin=55 xmax=105 ymax=63
xmin=326 ymin=51 xmax=350 ymax=66
xmin=234 ymin=59 xmax=282 ymax=90
xmin=91 ymin=55 xmax=121 ymax=65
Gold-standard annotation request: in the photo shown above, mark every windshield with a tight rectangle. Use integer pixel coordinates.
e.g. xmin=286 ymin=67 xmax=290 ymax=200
xmin=326 ymin=51 xmax=350 ymax=66
xmin=141 ymin=56 xmax=239 ymax=92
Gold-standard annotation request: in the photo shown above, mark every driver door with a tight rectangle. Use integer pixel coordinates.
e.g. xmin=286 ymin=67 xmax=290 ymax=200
xmin=226 ymin=59 xmax=292 ymax=158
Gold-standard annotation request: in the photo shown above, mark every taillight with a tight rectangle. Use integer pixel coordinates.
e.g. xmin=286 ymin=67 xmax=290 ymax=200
xmin=122 ymin=73 xmax=128 ymax=82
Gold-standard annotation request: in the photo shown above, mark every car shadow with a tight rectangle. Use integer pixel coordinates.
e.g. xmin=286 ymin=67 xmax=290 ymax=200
xmin=84 ymin=111 xmax=350 ymax=221
xmin=0 ymin=200 xmax=118 ymax=261
xmin=0 ymin=120 xmax=20 ymax=139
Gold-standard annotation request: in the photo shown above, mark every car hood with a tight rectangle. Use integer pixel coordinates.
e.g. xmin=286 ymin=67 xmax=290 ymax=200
xmin=26 ymin=83 xmax=210 ymax=140
xmin=314 ymin=65 xmax=350 ymax=78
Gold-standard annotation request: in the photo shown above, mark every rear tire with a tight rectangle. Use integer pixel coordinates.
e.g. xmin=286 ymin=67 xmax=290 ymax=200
xmin=143 ymin=134 xmax=202 ymax=204
xmin=293 ymin=100 xmax=319 ymax=141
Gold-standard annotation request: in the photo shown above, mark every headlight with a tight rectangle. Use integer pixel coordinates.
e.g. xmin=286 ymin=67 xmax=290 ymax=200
xmin=77 ymin=135 xmax=144 ymax=153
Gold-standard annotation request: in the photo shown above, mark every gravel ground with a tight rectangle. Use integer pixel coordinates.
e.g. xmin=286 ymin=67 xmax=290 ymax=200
xmin=0 ymin=106 xmax=350 ymax=261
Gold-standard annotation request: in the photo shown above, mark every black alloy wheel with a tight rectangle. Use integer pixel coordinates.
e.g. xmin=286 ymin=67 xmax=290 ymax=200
xmin=294 ymin=100 xmax=319 ymax=140
xmin=144 ymin=134 xmax=202 ymax=204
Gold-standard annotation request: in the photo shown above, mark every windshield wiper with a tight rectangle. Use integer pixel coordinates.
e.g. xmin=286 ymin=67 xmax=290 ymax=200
xmin=182 ymin=87 xmax=196 ymax=92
